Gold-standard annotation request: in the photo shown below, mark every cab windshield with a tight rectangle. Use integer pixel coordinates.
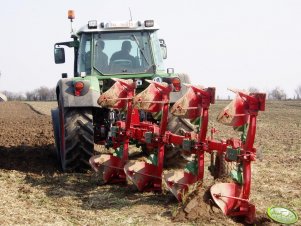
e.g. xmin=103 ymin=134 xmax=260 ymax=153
xmin=77 ymin=31 xmax=154 ymax=75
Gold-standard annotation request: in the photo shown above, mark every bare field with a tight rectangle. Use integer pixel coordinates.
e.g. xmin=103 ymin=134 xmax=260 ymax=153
xmin=24 ymin=101 xmax=57 ymax=116
xmin=0 ymin=100 xmax=300 ymax=225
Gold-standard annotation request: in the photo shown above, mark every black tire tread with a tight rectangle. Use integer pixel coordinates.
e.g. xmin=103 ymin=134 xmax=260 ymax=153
xmin=211 ymin=152 xmax=236 ymax=179
xmin=62 ymin=108 xmax=94 ymax=172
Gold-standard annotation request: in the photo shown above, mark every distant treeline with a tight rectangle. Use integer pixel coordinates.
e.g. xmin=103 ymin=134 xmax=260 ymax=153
xmin=2 ymin=86 xmax=56 ymax=101
xmin=214 ymin=86 xmax=301 ymax=100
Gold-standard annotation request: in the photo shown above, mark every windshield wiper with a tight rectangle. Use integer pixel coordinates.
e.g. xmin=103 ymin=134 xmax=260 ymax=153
xmin=132 ymin=34 xmax=150 ymax=66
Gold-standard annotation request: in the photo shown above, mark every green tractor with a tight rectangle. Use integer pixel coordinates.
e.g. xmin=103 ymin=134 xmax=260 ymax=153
xmin=52 ymin=11 xmax=193 ymax=172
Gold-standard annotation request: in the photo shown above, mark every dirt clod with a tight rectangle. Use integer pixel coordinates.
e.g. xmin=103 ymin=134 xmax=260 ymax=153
xmin=173 ymin=185 xmax=221 ymax=223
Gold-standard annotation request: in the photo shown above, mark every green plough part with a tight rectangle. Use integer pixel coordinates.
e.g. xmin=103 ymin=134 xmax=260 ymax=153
xmin=230 ymin=164 xmax=243 ymax=184
xmin=113 ymin=144 xmax=124 ymax=158
xmin=147 ymin=153 xmax=158 ymax=166
xmin=184 ymin=160 xmax=198 ymax=175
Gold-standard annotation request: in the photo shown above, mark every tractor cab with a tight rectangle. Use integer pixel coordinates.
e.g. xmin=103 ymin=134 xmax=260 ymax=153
xmin=54 ymin=17 xmax=168 ymax=79
xmin=77 ymin=21 xmax=166 ymax=76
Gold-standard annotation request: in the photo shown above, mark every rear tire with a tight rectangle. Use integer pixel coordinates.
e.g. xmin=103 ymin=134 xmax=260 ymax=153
xmin=167 ymin=114 xmax=195 ymax=135
xmin=164 ymin=114 xmax=195 ymax=167
xmin=51 ymin=108 xmax=60 ymax=159
xmin=59 ymin=102 xmax=94 ymax=172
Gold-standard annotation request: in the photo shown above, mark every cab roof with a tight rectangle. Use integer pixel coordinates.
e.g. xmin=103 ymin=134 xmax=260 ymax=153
xmin=76 ymin=20 xmax=159 ymax=34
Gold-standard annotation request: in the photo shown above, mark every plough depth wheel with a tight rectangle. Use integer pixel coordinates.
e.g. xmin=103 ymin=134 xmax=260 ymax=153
xmin=209 ymin=152 xmax=237 ymax=179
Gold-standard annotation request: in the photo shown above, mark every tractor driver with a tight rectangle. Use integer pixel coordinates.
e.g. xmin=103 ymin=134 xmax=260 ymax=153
xmin=95 ymin=40 xmax=108 ymax=72
xmin=110 ymin=41 xmax=139 ymax=68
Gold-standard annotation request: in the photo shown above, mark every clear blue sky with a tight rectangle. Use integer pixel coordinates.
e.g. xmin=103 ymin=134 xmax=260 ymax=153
xmin=0 ymin=0 xmax=301 ymax=98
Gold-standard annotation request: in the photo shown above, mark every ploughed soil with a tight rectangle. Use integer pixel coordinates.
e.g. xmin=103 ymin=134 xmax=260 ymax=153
xmin=0 ymin=101 xmax=300 ymax=225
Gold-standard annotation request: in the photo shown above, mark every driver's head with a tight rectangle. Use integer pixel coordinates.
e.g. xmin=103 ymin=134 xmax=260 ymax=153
xmin=121 ymin=41 xmax=132 ymax=52
xmin=96 ymin=40 xmax=105 ymax=50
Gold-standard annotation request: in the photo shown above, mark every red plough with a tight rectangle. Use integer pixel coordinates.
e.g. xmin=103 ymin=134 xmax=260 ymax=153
xmin=163 ymin=84 xmax=215 ymax=200
xmin=210 ymin=90 xmax=266 ymax=223
xmin=89 ymin=78 xmax=136 ymax=183
xmin=89 ymin=78 xmax=266 ymax=224
xmin=124 ymin=80 xmax=172 ymax=191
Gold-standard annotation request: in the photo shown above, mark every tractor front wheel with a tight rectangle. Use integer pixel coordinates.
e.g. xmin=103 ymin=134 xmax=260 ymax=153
xmin=58 ymin=103 xmax=94 ymax=172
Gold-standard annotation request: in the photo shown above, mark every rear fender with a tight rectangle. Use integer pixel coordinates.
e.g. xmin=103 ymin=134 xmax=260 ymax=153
xmin=57 ymin=76 xmax=100 ymax=107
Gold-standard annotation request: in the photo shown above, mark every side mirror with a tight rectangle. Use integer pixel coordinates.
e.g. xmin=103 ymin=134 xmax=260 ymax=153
xmin=159 ymin=39 xmax=167 ymax=59
xmin=54 ymin=47 xmax=65 ymax=64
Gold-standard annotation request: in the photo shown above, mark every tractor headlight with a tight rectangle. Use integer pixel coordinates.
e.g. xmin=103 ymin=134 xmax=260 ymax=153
xmin=144 ymin=20 xmax=154 ymax=27
xmin=88 ymin=20 xmax=98 ymax=29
